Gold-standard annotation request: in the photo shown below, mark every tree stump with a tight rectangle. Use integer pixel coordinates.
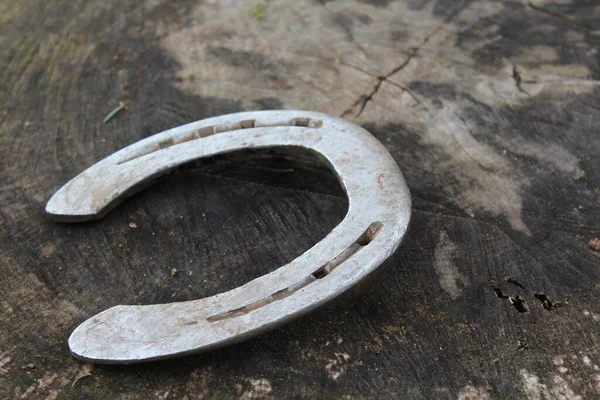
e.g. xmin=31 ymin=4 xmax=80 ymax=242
xmin=1 ymin=0 xmax=599 ymax=398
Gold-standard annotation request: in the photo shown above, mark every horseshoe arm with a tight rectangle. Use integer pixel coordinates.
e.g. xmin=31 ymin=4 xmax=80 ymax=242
xmin=46 ymin=111 xmax=411 ymax=363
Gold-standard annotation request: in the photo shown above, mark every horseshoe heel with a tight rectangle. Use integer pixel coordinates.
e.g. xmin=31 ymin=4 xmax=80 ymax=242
xmin=46 ymin=111 xmax=412 ymax=364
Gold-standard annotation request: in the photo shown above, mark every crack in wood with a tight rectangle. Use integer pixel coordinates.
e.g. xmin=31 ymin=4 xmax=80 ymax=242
xmin=512 ymin=65 xmax=530 ymax=97
xmin=340 ymin=3 xmax=469 ymax=120
xmin=528 ymin=3 xmax=595 ymax=33
xmin=340 ymin=48 xmax=420 ymax=120
xmin=314 ymin=1 xmax=369 ymax=58
xmin=505 ymin=276 xmax=525 ymax=289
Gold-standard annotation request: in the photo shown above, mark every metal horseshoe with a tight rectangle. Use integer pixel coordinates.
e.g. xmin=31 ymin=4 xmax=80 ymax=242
xmin=46 ymin=111 xmax=412 ymax=364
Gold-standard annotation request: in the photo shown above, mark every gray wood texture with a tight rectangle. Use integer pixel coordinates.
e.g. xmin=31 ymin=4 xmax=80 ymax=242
xmin=1 ymin=0 xmax=599 ymax=398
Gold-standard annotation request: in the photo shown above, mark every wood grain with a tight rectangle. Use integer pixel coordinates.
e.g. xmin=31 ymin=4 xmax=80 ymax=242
xmin=1 ymin=0 xmax=599 ymax=398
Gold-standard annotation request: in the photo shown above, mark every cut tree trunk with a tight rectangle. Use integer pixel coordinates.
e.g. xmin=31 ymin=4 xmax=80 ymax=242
xmin=1 ymin=0 xmax=599 ymax=398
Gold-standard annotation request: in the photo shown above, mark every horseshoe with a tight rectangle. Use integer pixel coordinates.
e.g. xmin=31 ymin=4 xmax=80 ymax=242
xmin=46 ymin=111 xmax=411 ymax=364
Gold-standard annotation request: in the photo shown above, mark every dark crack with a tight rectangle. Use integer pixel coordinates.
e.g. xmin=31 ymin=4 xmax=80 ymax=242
xmin=315 ymin=2 xmax=369 ymax=58
xmin=528 ymin=3 xmax=595 ymax=33
xmin=384 ymin=79 xmax=433 ymax=114
xmin=340 ymin=4 xmax=468 ymax=120
xmin=333 ymin=14 xmax=369 ymax=58
xmin=534 ymin=293 xmax=567 ymax=311
xmin=505 ymin=277 xmax=525 ymax=289
xmin=492 ymin=287 xmax=529 ymax=313
xmin=340 ymin=47 xmax=420 ymax=119
xmin=341 ymin=75 xmax=383 ymax=119
xmin=512 ymin=65 xmax=530 ymax=97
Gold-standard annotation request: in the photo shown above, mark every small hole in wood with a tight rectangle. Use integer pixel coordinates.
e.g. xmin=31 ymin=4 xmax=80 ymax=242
xmin=534 ymin=293 xmax=566 ymax=311
xmin=492 ymin=287 xmax=529 ymax=313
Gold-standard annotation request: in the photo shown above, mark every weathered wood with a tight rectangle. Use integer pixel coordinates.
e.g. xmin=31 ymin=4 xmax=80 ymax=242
xmin=1 ymin=0 xmax=599 ymax=398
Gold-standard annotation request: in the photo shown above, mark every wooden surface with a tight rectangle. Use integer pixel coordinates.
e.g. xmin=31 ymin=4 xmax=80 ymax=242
xmin=1 ymin=0 xmax=600 ymax=398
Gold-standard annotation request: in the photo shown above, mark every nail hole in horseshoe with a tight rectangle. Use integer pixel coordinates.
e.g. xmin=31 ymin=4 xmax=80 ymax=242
xmin=117 ymin=118 xmax=323 ymax=165
xmin=206 ymin=221 xmax=383 ymax=323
